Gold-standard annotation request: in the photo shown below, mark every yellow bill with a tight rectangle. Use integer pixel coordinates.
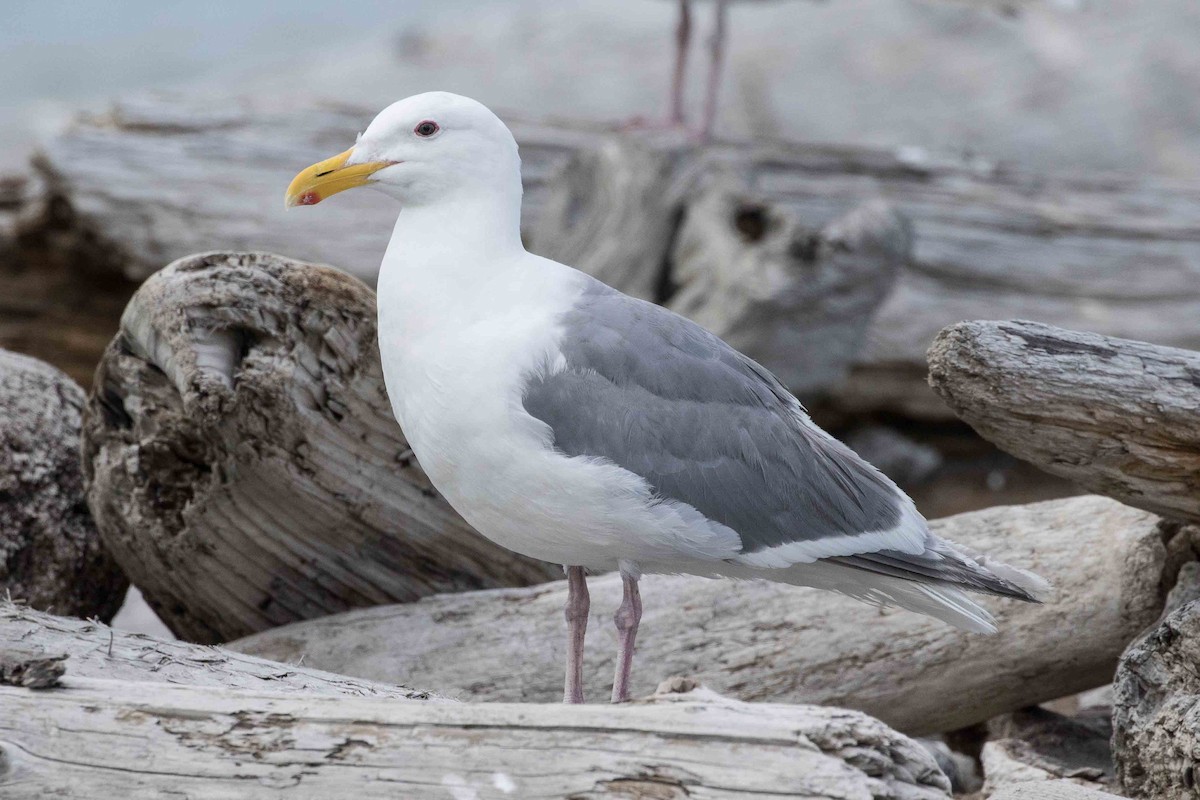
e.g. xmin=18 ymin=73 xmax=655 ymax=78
xmin=284 ymin=148 xmax=397 ymax=208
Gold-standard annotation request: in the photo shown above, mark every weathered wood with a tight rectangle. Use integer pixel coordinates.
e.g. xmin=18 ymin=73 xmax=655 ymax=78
xmin=36 ymin=97 xmax=1200 ymax=415
xmin=928 ymin=319 xmax=1200 ymax=525
xmin=1112 ymin=558 xmax=1200 ymax=800
xmin=0 ymin=601 xmax=438 ymax=700
xmin=234 ymin=496 xmax=1172 ymax=735
xmin=82 ymin=252 xmax=558 ymax=644
xmin=0 ymin=350 xmax=126 ymax=621
xmin=531 ymin=136 xmax=701 ymax=302
xmin=0 ymin=676 xmax=951 ymax=800
xmin=990 ymin=781 xmax=1127 ymax=800
xmin=674 ymin=183 xmax=910 ymax=394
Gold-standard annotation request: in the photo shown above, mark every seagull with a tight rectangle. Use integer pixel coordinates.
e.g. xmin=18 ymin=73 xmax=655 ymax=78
xmin=285 ymin=92 xmax=1048 ymax=704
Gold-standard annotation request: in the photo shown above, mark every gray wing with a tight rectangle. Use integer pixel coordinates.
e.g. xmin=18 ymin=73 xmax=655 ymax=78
xmin=522 ymin=279 xmax=904 ymax=554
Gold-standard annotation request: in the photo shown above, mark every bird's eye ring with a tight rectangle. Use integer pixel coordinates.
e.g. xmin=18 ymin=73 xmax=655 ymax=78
xmin=414 ymin=120 xmax=440 ymax=138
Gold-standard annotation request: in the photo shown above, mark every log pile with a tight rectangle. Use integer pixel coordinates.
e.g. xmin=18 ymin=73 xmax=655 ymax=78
xmin=3 ymin=95 xmax=1200 ymax=798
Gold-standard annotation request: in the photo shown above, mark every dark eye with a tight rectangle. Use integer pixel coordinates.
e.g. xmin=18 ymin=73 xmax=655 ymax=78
xmin=414 ymin=120 xmax=439 ymax=137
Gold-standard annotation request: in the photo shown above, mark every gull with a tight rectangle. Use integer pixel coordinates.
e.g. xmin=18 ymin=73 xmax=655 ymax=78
xmin=285 ymin=92 xmax=1048 ymax=704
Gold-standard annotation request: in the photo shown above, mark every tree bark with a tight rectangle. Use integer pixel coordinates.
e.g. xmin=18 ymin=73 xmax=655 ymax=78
xmin=234 ymin=496 xmax=1174 ymax=736
xmin=927 ymin=319 xmax=1200 ymax=525
xmin=34 ymin=97 xmax=1200 ymax=415
xmin=0 ymin=349 xmax=126 ymax=621
xmin=82 ymin=252 xmax=558 ymax=644
xmin=0 ymin=676 xmax=951 ymax=800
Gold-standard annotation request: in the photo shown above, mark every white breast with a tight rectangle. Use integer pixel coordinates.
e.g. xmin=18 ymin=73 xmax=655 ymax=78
xmin=375 ymin=252 xmax=741 ymax=571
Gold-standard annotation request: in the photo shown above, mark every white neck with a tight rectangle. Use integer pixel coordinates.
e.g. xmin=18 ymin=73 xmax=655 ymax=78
xmin=376 ymin=184 xmax=528 ymax=343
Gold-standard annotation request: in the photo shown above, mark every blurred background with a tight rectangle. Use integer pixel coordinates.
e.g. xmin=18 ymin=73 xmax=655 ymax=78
xmin=5 ymin=0 xmax=1200 ymax=174
xmin=3 ymin=0 xmax=1197 ymax=635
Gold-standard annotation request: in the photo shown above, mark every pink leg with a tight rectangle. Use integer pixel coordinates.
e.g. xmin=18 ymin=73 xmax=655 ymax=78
xmin=700 ymin=0 xmax=728 ymax=143
xmin=564 ymin=566 xmax=590 ymax=704
xmin=668 ymin=0 xmax=693 ymax=126
xmin=610 ymin=571 xmax=643 ymax=703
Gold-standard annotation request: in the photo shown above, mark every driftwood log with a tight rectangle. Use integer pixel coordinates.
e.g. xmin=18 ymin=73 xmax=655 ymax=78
xmin=34 ymin=96 xmax=1200 ymax=414
xmin=0 ymin=350 xmax=125 ymax=620
xmin=0 ymin=678 xmax=951 ymax=800
xmin=83 ymin=251 xmax=557 ymax=644
xmin=1112 ymin=562 xmax=1200 ymax=800
xmin=234 ymin=496 xmax=1175 ymax=735
xmin=0 ymin=606 xmax=950 ymax=800
xmin=928 ymin=319 xmax=1200 ymax=525
xmin=0 ymin=601 xmax=438 ymax=700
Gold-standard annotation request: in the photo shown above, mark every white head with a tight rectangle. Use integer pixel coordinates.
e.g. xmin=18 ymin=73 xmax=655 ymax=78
xmin=285 ymin=92 xmax=521 ymax=209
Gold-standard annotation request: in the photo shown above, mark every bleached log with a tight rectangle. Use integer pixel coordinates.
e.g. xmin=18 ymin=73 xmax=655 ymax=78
xmin=1112 ymin=559 xmax=1200 ymax=800
xmin=928 ymin=319 xmax=1200 ymax=525
xmin=82 ymin=252 xmax=557 ymax=644
xmin=36 ymin=97 xmax=1200 ymax=415
xmin=0 ymin=604 xmax=947 ymax=797
xmin=0 ymin=676 xmax=951 ymax=800
xmin=0 ymin=601 xmax=437 ymax=700
xmin=0 ymin=350 xmax=126 ymax=620
xmin=234 ymin=496 xmax=1172 ymax=735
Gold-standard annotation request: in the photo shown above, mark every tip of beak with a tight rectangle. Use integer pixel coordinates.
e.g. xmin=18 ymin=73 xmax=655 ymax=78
xmin=285 ymin=190 xmax=322 ymax=209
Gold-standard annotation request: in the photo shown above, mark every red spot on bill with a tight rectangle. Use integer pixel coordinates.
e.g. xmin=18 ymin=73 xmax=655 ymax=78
xmin=298 ymin=190 xmax=322 ymax=206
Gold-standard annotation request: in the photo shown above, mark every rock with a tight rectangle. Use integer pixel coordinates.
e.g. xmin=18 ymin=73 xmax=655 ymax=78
xmin=1113 ymin=559 xmax=1200 ymax=799
xmin=0 ymin=349 xmax=125 ymax=620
